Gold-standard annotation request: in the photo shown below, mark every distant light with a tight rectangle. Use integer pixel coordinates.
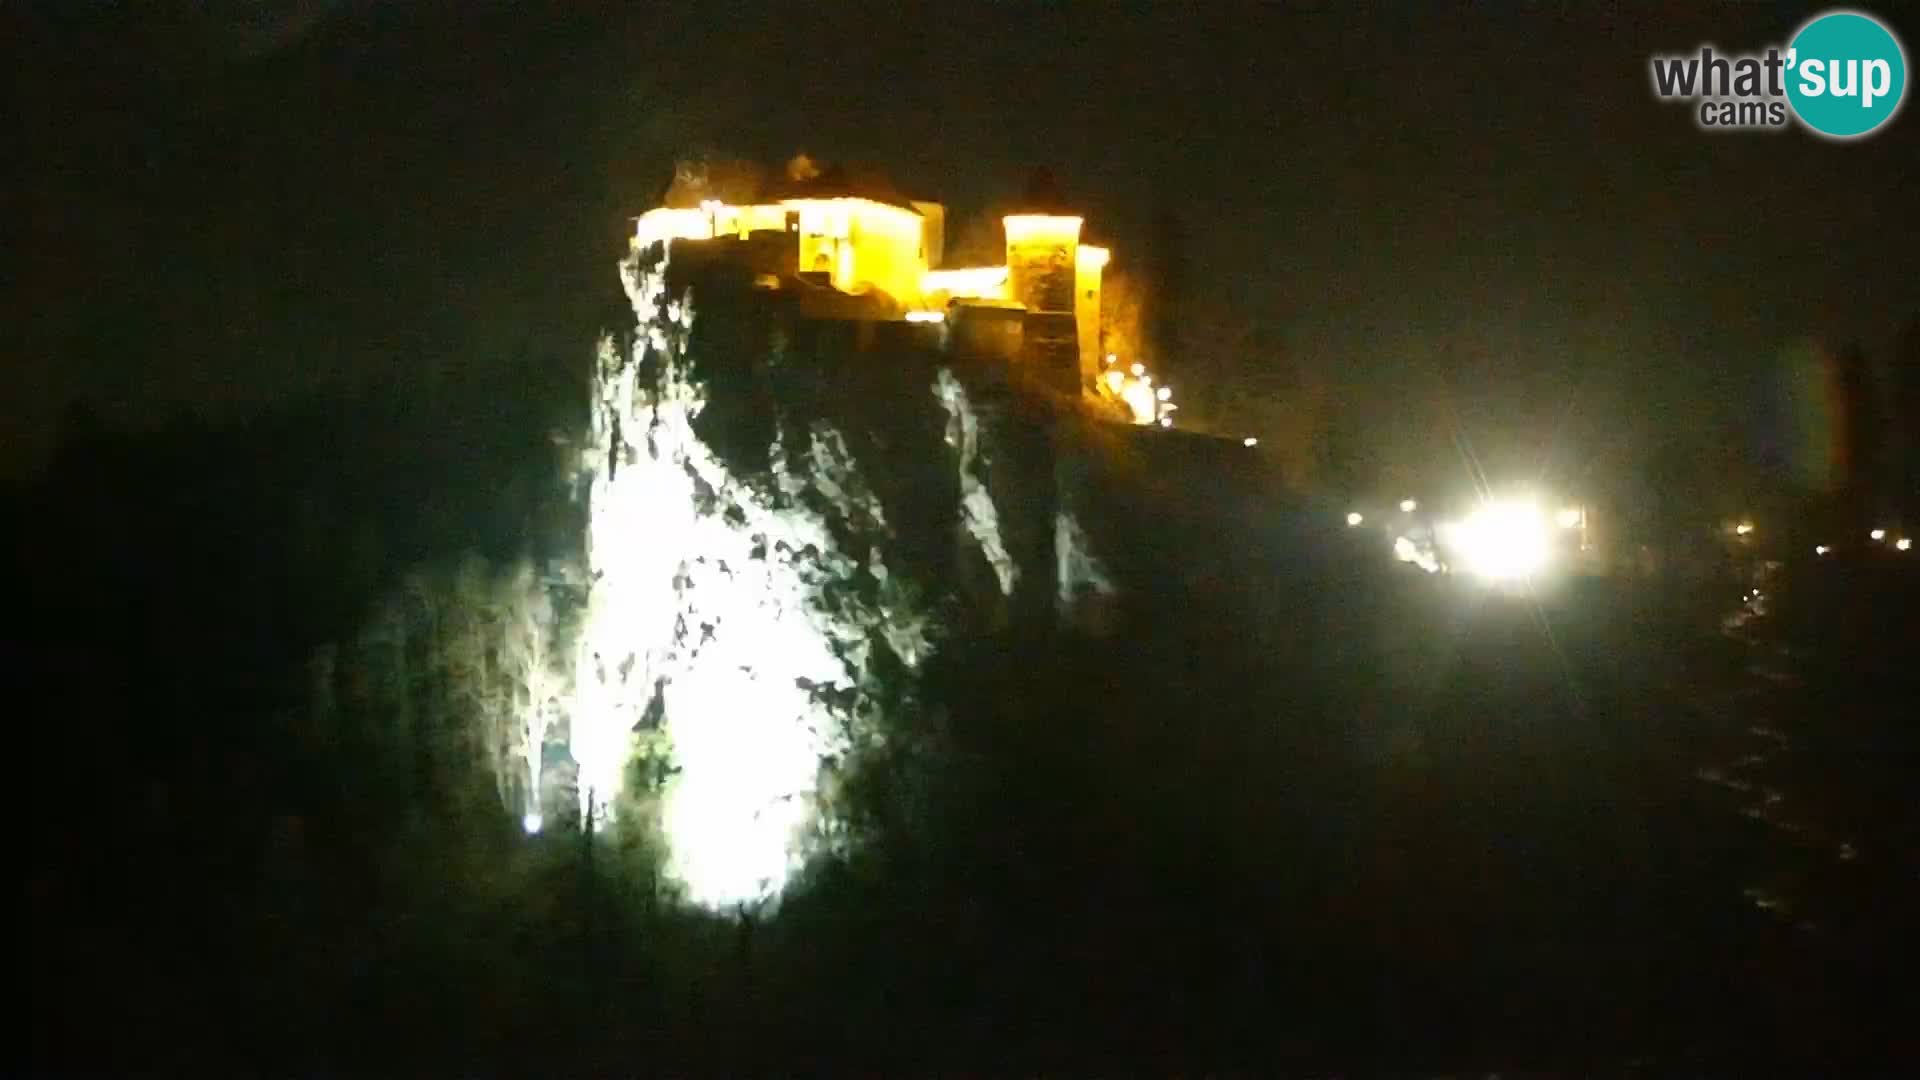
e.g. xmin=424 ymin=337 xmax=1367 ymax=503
xmin=1735 ymin=522 xmax=1755 ymax=536
xmin=1105 ymin=353 xmax=1117 ymax=366
xmin=1130 ymin=362 xmax=1145 ymax=377
xmin=1869 ymin=528 xmax=1886 ymax=541
xmin=904 ymin=309 xmax=945 ymax=324
xmin=1243 ymin=437 xmax=1259 ymax=448
xmin=1120 ymin=377 xmax=1157 ymax=425
xmin=521 ymin=812 xmax=543 ymax=835
xmin=1158 ymin=416 xmax=1172 ymax=428
xmin=1437 ymin=497 xmax=1552 ymax=582
xmin=1156 ymin=386 xmax=1172 ymax=402
xmin=1556 ymin=507 xmax=1582 ymax=529
xmin=1898 ymin=538 xmax=1913 ymax=552
xmin=1815 ymin=545 xmax=1830 ymax=556
xmin=1347 ymin=511 xmax=1364 ymax=527
xmin=1400 ymin=498 xmax=1418 ymax=513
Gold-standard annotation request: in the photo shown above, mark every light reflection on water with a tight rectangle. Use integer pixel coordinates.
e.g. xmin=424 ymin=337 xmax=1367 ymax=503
xmin=1692 ymin=563 xmax=1867 ymax=927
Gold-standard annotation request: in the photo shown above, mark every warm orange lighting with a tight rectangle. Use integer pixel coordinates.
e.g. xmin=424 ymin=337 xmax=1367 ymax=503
xmin=1002 ymin=214 xmax=1084 ymax=245
xmin=633 ymin=207 xmax=717 ymax=250
xmin=641 ymin=196 xmax=931 ymax=302
xmin=637 ymin=203 xmax=795 ymax=252
xmin=921 ymin=265 xmax=1008 ymax=299
xmin=1121 ymin=379 xmax=1157 ymax=425
xmin=635 ymin=188 xmax=1144 ymax=413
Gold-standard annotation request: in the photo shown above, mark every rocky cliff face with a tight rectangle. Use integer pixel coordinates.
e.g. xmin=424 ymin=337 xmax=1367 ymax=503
xmin=317 ymin=235 xmax=1299 ymax=913
xmin=559 ymin=242 xmax=1110 ymax=907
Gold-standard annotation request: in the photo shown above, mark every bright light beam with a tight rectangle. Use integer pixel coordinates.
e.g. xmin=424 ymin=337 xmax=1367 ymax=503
xmin=1449 ymin=497 xmax=1551 ymax=582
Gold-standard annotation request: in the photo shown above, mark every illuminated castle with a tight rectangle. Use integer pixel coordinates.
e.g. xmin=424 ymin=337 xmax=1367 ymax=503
xmin=631 ymin=160 xmax=1134 ymax=410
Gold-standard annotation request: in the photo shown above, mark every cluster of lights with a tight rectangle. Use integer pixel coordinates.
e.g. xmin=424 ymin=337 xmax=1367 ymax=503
xmin=1813 ymin=529 xmax=1913 ymax=555
xmin=1866 ymin=528 xmax=1912 ymax=552
xmin=1357 ymin=494 xmax=1563 ymax=583
xmin=1101 ymin=354 xmax=1176 ymax=427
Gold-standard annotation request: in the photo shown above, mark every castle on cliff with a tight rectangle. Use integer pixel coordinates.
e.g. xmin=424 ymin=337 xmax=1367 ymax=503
xmin=630 ymin=159 xmax=1129 ymax=410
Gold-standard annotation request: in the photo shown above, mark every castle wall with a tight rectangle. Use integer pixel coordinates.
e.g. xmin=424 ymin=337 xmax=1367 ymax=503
xmin=788 ymin=197 xmax=927 ymax=307
xmin=1075 ymin=245 xmax=1108 ymax=390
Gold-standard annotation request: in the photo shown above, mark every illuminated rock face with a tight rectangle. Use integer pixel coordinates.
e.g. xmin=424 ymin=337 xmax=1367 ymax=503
xmin=936 ymin=368 xmax=1018 ymax=599
xmin=569 ymin=245 xmax=945 ymax=908
xmin=540 ymin=233 xmax=1123 ymax=910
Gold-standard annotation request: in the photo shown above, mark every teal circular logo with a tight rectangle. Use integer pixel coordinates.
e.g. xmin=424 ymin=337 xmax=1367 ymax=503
xmin=1786 ymin=10 xmax=1907 ymax=138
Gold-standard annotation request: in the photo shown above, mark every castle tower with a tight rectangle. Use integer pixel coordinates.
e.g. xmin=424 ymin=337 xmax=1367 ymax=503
xmin=1004 ymin=169 xmax=1083 ymax=396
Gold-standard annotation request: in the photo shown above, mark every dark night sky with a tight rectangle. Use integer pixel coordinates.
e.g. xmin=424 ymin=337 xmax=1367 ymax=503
xmin=8 ymin=1 xmax=1917 ymax=487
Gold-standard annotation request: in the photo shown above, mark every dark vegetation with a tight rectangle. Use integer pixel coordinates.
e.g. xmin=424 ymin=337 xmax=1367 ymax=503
xmin=18 ymin=361 xmax=582 ymax=1073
